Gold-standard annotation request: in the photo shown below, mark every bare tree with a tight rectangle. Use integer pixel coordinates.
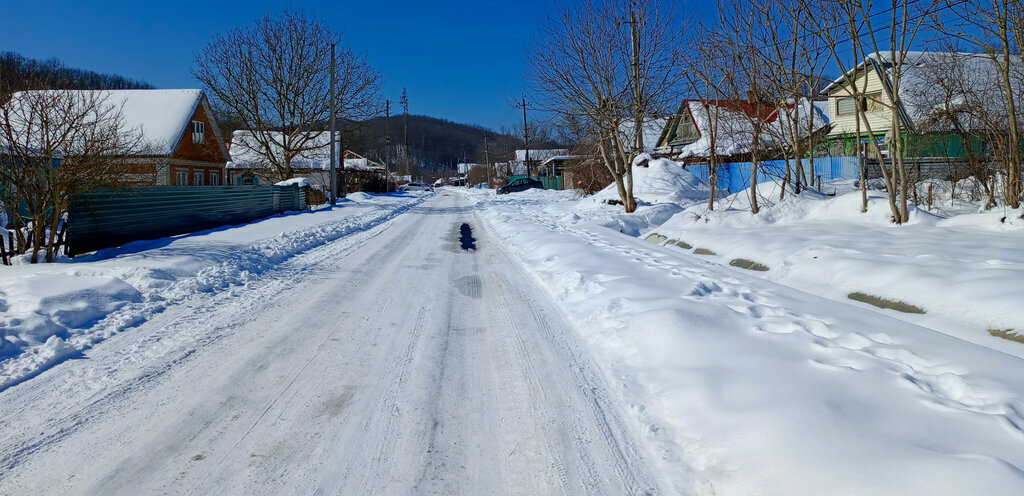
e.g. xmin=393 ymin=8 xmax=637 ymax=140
xmin=755 ymin=0 xmax=834 ymax=198
xmin=683 ymin=23 xmax=730 ymax=211
xmin=818 ymin=0 xmax=872 ymax=212
xmin=824 ymin=0 xmax=944 ymax=223
xmin=706 ymin=0 xmax=783 ymax=214
xmin=526 ymin=0 xmax=686 ymax=212
xmin=941 ymin=0 xmax=1024 ymax=208
xmin=194 ymin=11 xmax=381 ymax=182
xmin=1 ymin=89 xmax=144 ymax=262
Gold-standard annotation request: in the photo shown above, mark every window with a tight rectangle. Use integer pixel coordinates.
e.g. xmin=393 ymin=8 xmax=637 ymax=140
xmin=192 ymin=121 xmax=205 ymax=144
xmin=241 ymin=173 xmax=256 ymax=185
xmin=194 ymin=171 xmax=204 ymax=186
xmin=209 ymin=173 xmax=219 ymax=186
xmin=865 ymin=92 xmax=884 ymax=111
xmin=836 ymin=97 xmax=859 ymax=116
xmin=176 ymin=171 xmax=187 ymax=185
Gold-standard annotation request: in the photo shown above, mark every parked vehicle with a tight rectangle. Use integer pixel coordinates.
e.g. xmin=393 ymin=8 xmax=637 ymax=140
xmin=497 ymin=178 xmax=543 ymax=195
xmin=399 ymin=182 xmax=434 ymax=192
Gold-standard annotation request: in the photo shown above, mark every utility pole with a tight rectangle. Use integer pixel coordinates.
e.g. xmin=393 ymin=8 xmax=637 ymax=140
xmin=329 ymin=43 xmax=338 ymax=205
xmin=483 ymin=134 xmax=491 ymax=187
xmin=384 ymin=99 xmax=391 ymax=192
xmin=628 ymin=0 xmax=643 ymax=157
xmin=522 ymin=94 xmax=530 ymax=178
xmin=401 ymin=88 xmax=409 ymax=171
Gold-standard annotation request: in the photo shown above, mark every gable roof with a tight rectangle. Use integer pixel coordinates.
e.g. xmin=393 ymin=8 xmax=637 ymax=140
xmin=823 ymin=51 xmax=1021 ymax=130
xmin=676 ymin=98 xmax=829 ymax=158
xmin=5 ymin=89 xmax=207 ymax=156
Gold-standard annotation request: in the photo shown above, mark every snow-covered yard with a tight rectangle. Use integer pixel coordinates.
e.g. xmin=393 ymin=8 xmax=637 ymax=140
xmin=459 ymin=160 xmax=1024 ymax=494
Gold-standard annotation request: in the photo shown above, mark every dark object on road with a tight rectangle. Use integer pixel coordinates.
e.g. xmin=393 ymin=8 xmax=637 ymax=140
xmin=460 ymin=223 xmax=476 ymax=251
xmin=497 ymin=178 xmax=543 ymax=195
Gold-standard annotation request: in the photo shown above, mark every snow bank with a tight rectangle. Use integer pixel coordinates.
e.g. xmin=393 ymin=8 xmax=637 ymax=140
xmin=466 ymin=187 xmax=1024 ymax=495
xmin=0 ymin=193 xmax=424 ymax=390
xmin=650 ymin=185 xmax=1024 ymax=353
xmin=573 ymin=159 xmax=720 ymax=236
xmin=589 ymin=158 xmax=713 ymax=206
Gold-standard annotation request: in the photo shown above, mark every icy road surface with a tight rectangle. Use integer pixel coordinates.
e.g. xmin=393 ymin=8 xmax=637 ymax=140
xmin=0 ymin=192 xmax=659 ymax=495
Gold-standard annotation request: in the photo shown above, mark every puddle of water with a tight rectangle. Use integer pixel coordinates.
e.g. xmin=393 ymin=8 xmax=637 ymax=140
xmin=460 ymin=223 xmax=476 ymax=251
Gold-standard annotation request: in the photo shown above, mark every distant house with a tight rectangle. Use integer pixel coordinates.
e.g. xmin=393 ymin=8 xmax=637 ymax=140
xmin=822 ymin=51 xmax=1014 ymax=159
xmin=510 ymin=148 xmax=569 ymax=176
xmin=226 ymin=130 xmax=384 ymax=189
xmin=656 ymin=99 xmax=829 ymax=160
xmin=3 ymin=89 xmax=228 ymax=185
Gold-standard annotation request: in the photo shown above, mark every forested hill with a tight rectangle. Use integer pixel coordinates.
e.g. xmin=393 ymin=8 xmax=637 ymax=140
xmin=0 ymin=52 xmax=154 ymax=93
xmin=341 ymin=114 xmax=563 ymax=172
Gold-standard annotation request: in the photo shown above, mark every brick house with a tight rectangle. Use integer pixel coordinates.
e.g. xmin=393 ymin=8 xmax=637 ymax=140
xmin=113 ymin=89 xmax=228 ymax=185
xmin=6 ymin=89 xmax=228 ymax=185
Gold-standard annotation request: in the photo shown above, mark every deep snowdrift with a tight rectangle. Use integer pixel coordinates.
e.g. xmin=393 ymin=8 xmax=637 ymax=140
xmin=574 ymin=157 xmax=721 ymax=236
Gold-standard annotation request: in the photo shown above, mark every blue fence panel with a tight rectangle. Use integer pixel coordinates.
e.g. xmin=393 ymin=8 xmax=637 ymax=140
xmin=684 ymin=156 xmax=862 ymax=194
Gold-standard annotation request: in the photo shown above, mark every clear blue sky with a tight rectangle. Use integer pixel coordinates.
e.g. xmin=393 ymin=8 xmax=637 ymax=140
xmin=0 ymin=0 xmax=556 ymax=131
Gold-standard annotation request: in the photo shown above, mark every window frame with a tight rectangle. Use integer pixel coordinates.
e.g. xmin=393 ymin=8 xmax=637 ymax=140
xmin=192 ymin=121 xmax=206 ymax=144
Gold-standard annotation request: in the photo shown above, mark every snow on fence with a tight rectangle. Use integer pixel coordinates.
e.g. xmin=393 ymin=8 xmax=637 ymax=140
xmin=66 ymin=184 xmax=307 ymax=257
xmin=685 ymin=156 xmax=863 ymax=194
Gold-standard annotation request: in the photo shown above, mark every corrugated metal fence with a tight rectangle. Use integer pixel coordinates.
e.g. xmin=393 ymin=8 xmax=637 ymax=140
xmin=67 ymin=184 xmax=307 ymax=257
xmin=686 ymin=156 xmax=864 ymax=194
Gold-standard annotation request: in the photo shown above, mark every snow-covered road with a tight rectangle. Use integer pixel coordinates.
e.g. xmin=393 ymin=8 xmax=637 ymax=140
xmin=0 ymin=191 xmax=659 ymax=495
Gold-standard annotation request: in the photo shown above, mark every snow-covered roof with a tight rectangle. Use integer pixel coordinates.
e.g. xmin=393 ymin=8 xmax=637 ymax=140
xmin=540 ymin=155 xmax=577 ymax=166
xmin=619 ymin=117 xmax=670 ymax=152
xmin=227 ymin=130 xmax=384 ymax=171
xmin=823 ymin=51 xmax=1021 ymax=130
xmin=677 ymin=98 xmax=829 ymax=158
xmin=274 ymin=177 xmax=313 ymax=187
xmin=514 ymin=149 xmax=569 ymax=162
xmin=4 ymin=89 xmax=205 ymax=156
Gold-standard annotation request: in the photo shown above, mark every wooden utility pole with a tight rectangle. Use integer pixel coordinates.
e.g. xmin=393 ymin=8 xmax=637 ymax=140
xmin=384 ymin=99 xmax=391 ymax=192
xmin=522 ymin=94 xmax=530 ymax=178
xmin=401 ymin=88 xmax=409 ymax=165
xmin=329 ymin=43 xmax=338 ymax=205
xmin=628 ymin=0 xmax=643 ymax=156
xmin=483 ymin=134 xmax=492 ymax=186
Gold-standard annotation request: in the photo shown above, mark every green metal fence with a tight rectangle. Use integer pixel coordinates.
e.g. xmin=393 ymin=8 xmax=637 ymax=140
xmin=509 ymin=175 xmax=563 ymax=190
xmin=67 ymin=184 xmax=307 ymax=257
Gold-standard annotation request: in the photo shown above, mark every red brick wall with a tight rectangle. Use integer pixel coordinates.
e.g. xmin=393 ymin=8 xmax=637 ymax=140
xmin=172 ymin=102 xmax=226 ymax=164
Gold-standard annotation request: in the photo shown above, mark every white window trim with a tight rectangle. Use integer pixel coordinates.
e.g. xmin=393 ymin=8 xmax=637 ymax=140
xmin=192 ymin=121 xmax=206 ymax=144
xmin=194 ymin=171 xmax=204 ymax=186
